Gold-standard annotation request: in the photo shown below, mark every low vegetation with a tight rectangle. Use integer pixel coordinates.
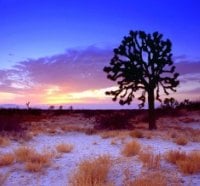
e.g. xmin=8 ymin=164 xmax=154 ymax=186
xmin=174 ymin=136 xmax=188 ymax=146
xmin=165 ymin=150 xmax=200 ymax=174
xmin=0 ymin=153 xmax=15 ymax=166
xmin=129 ymin=130 xmax=143 ymax=138
xmin=56 ymin=143 xmax=73 ymax=153
xmin=15 ymin=146 xmax=53 ymax=172
xmin=122 ymin=141 xmax=141 ymax=157
xmin=0 ymin=136 xmax=10 ymax=147
xmin=15 ymin=146 xmax=35 ymax=162
xmin=95 ymin=112 xmax=133 ymax=130
xmin=126 ymin=171 xmax=167 ymax=186
xmin=70 ymin=155 xmax=112 ymax=186
xmin=139 ymin=150 xmax=161 ymax=169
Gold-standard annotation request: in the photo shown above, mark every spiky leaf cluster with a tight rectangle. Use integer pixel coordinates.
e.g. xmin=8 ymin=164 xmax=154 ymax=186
xmin=104 ymin=30 xmax=179 ymax=108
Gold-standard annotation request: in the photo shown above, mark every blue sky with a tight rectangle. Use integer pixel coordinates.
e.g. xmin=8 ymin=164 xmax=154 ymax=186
xmin=1 ymin=0 xmax=200 ymax=68
xmin=0 ymin=0 xmax=200 ymax=108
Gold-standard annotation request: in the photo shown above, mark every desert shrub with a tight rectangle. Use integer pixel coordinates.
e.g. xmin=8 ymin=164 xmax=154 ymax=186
xmin=0 ymin=114 xmax=23 ymax=131
xmin=165 ymin=150 xmax=187 ymax=164
xmin=24 ymin=151 xmax=53 ymax=172
xmin=129 ymin=130 xmax=143 ymax=138
xmin=178 ymin=100 xmax=200 ymax=110
xmin=100 ymin=130 xmax=120 ymax=139
xmin=165 ymin=150 xmax=200 ymax=174
xmin=126 ymin=171 xmax=167 ymax=186
xmin=176 ymin=151 xmax=200 ymax=174
xmin=0 ymin=136 xmax=10 ymax=147
xmin=174 ymin=136 xmax=188 ymax=146
xmin=15 ymin=146 xmax=35 ymax=162
xmin=122 ymin=141 xmax=141 ymax=157
xmin=95 ymin=112 xmax=133 ymax=130
xmin=70 ymin=155 xmax=112 ymax=186
xmin=15 ymin=146 xmax=53 ymax=172
xmin=0 ymin=153 xmax=15 ymax=166
xmin=56 ymin=143 xmax=73 ymax=153
xmin=139 ymin=150 xmax=161 ymax=169
xmin=85 ymin=128 xmax=97 ymax=135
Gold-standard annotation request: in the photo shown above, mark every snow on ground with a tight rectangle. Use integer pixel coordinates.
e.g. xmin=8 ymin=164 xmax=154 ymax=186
xmin=0 ymin=112 xmax=200 ymax=186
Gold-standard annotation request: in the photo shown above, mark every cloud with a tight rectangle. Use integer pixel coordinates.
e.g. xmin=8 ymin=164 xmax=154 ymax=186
xmin=0 ymin=47 xmax=200 ymax=105
xmin=13 ymin=46 xmax=113 ymax=92
xmin=176 ymin=60 xmax=200 ymax=75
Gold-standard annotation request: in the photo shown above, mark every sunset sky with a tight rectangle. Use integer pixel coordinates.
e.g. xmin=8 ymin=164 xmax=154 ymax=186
xmin=0 ymin=0 xmax=200 ymax=109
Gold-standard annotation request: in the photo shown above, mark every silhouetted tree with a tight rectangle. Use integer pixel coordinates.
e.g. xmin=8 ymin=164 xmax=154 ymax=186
xmin=163 ymin=97 xmax=179 ymax=109
xmin=26 ymin=101 xmax=30 ymax=110
xmin=104 ymin=30 xmax=179 ymax=130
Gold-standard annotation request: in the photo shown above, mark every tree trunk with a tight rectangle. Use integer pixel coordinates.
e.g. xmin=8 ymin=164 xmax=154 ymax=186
xmin=148 ymin=88 xmax=157 ymax=130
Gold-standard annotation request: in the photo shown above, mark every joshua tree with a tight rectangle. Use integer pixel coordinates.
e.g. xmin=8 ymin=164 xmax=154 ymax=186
xmin=104 ymin=30 xmax=179 ymax=130
xmin=26 ymin=101 xmax=30 ymax=110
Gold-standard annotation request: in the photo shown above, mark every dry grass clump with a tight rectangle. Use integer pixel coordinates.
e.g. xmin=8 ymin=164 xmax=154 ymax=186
xmin=129 ymin=130 xmax=143 ymax=138
xmin=110 ymin=139 xmax=117 ymax=145
xmin=56 ymin=143 xmax=73 ymax=153
xmin=15 ymin=146 xmax=35 ymax=162
xmin=0 ymin=153 xmax=15 ymax=166
xmin=100 ymin=130 xmax=120 ymax=139
xmin=126 ymin=171 xmax=167 ymax=186
xmin=70 ymin=155 xmax=112 ymax=186
xmin=165 ymin=150 xmax=200 ymax=174
xmin=61 ymin=125 xmax=84 ymax=133
xmin=139 ymin=150 xmax=161 ymax=169
xmin=122 ymin=141 xmax=141 ymax=157
xmin=177 ymin=151 xmax=200 ymax=174
xmin=25 ymin=151 xmax=53 ymax=172
xmin=15 ymin=146 xmax=53 ymax=172
xmin=0 ymin=136 xmax=10 ymax=147
xmin=165 ymin=150 xmax=187 ymax=164
xmin=174 ymin=136 xmax=188 ymax=146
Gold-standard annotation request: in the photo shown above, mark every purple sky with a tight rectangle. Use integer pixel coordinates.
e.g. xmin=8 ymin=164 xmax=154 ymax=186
xmin=0 ymin=0 xmax=200 ymax=108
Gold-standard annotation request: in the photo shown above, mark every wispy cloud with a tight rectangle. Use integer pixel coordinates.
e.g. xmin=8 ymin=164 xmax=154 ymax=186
xmin=0 ymin=46 xmax=199 ymax=105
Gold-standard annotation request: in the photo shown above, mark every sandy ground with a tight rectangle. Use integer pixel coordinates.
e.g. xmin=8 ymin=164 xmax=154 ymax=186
xmin=0 ymin=111 xmax=200 ymax=186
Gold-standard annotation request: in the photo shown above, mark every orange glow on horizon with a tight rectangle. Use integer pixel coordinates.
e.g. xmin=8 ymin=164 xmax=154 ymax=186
xmin=44 ymin=86 xmax=116 ymax=104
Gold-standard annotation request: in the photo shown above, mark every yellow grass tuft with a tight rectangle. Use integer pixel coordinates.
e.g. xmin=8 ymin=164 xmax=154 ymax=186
xmin=56 ymin=143 xmax=73 ymax=153
xmin=129 ymin=130 xmax=143 ymax=138
xmin=15 ymin=146 xmax=35 ymax=162
xmin=165 ymin=150 xmax=187 ymax=164
xmin=0 ymin=153 xmax=15 ymax=166
xmin=100 ymin=130 xmax=119 ymax=139
xmin=70 ymin=155 xmax=112 ymax=186
xmin=15 ymin=146 xmax=53 ymax=172
xmin=139 ymin=150 xmax=161 ymax=169
xmin=177 ymin=151 xmax=200 ymax=174
xmin=174 ymin=136 xmax=188 ymax=146
xmin=122 ymin=141 xmax=141 ymax=157
xmin=25 ymin=151 xmax=53 ymax=172
xmin=165 ymin=150 xmax=200 ymax=174
xmin=126 ymin=171 xmax=167 ymax=186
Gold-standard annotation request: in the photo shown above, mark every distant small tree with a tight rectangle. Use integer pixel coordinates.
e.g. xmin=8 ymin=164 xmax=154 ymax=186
xmin=162 ymin=97 xmax=179 ymax=109
xmin=69 ymin=105 xmax=73 ymax=111
xmin=26 ymin=101 xmax=30 ymax=110
xmin=104 ymin=30 xmax=179 ymax=130
xmin=49 ymin=105 xmax=55 ymax=110
xmin=59 ymin=105 xmax=63 ymax=110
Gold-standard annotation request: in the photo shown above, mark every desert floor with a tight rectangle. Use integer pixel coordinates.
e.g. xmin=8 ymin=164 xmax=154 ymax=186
xmin=0 ymin=110 xmax=200 ymax=186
